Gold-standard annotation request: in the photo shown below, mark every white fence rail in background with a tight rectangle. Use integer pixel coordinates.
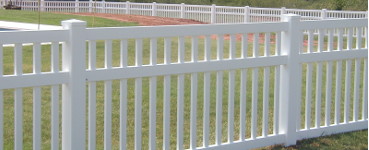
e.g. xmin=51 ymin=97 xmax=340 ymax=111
xmin=1 ymin=0 xmax=368 ymax=23
xmin=0 ymin=14 xmax=368 ymax=150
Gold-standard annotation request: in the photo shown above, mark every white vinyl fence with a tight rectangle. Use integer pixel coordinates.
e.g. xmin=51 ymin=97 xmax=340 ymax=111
xmin=1 ymin=1 xmax=368 ymax=23
xmin=0 ymin=14 xmax=367 ymax=150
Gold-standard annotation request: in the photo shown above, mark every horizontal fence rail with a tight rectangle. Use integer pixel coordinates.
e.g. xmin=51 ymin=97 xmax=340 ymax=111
xmin=1 ymin=0 xmax=368 ymax=24
xmin=0 ymin=14 xmax=367 ymax=150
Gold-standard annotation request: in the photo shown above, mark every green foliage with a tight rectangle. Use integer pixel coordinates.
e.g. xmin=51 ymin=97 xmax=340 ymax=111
xmin=333 ymin=0 xmax=346 ymax=10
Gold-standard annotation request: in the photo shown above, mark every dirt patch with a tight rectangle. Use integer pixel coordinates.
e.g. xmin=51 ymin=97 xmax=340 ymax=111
xmin=61 ymin=13 xmax=268 ymax=43
xmin=60 ymin=12 xmax=206 ymax=26
xmin=59 ymin=12 xmax=315 ymax=46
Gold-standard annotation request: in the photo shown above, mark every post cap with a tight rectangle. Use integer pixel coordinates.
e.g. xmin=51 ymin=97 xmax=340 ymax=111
xmin=61 ymin=19 xmax=87 ymax=29
xmin=281 ymin=14 xmax=301 ymax=22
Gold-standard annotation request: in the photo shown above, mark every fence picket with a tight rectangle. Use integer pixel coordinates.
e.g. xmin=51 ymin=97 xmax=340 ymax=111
xmin=33 ymin=42 xmax=42 ymax=150
xmin=134 ymin=77 xmax=142 ymax=150
xmin=120 ymin=79 xmax=127 ymax=150
xmin=177 ymin=37 xmax=185 ymax=150
xmin=275 ymin=32 xmax=281 ymax=56
xmin=14 ymin=43 xmax=23 ymax=150
xmin=253 ymin=33 xmax=259 ymax=57
xmin=190 ymin=73 xmax=198 ymax=148
xmin=356 ymin=28 xmax=362 ymax=49
xmin=344 ymin=28 xmax=353 ymax=123
xmin=149 ymin=38 xmax=157 ymax=150
xmin=0 ymin=44 xmax=3 ymax=150
xmin=240 ymin=69 xmax=247 ymax=140
xmin=262 ymin=67 xmax=270 ymax=137
xmin=215 ymin=70 xmax=223 ymax=145
xmin=104 ymin=39 xmax=113 ymax=150
xmin=88 ymin=41 xmax=96 ymax=69
xmin=241 ymin=33 xmax=248 ymax=58
xmin=325 ymin=61 xmax=333 ymax=126
xmin=344 ymin=60 xmax=352 ymax=123
xmin=307 ymin=30 xmax=314 ymax=53
xmin=118 ymin=39 xmax=128 ymax=149
xmin=216 ymin=34 xmax=224 ymax=145
xmin=88 ymin=40 xmax=97 ymax=150
xmin=163 ymin=37 xmax=171 ymax=150
xmin=105 ymin=40 xmax=112 ymax=68
xmin=305 ymin=63 xmax=313 ymax=129
xmin=315 ymin=29 xmax=324 ymax=128
xmin=51 ymin=42 xmax=59 ymax=150
xmin=251 ymin=67 xmax=259 ymax=140
xmin=353 ymin=59 xmax=361 ymax=121
xmin=88 ymin=81 xmax=96 ymax=150
xmin=338 ymin=29 xmax=343 ymax=51
xmin=264 ymin=33 xmax=270 ymax=56
xmin=204 ymin=35 xmax=211 ymax=61
xmin=190 ymin=37 xmax=199 ymax=149
xmin=203 ymin=35 xmax=211 ymax=147
xmin=334 ymin=61 xmax=343 ymax=124
xmin=120 ymin=40 xmax=128 ymax=68
xmin=134 ymin=38 xmax=144 ymax=150
xmin=324 ymin=29 xmax=334 ymax=126
xmin=363 ymin=60 xmax=368 ymax=120
xmin=15 ymin=88 xmax=23 ymax=150
xmin=240 ymin=34 xmax=248 ymax=140
xmin=273 ymin=66 xmax=280 ymax=134
xmin=365 ymin=28 xmax=368 ymax=48
xmin=228 ymin=35 xmax=236 ymax=143
xmin=347 ymin=28 xmax=353 ymax=50
xmin=315 ymin=62 xmax=323 ymax=128
xmin=228 ymin=70 xmax=235 ymax=142
xmin=104 ymin=80 xmax=112 ymax=150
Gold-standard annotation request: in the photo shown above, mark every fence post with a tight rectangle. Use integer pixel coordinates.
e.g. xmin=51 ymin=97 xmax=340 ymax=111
xmin=279 ymin=14 xmax=302 ymax=146
xmin=75 ymin=0 xmax=79 ymax=13
xmin=40 ymin=0 xmax=45 ymax=11
xmin=89 ymin=0 xmax=92 ymax=13
xmin=152 ymin=2 xmax=157 ymax=16
xmin=125 ymin=1 xmax=130 ymax=14
xmin=102 ymin=0 xmax=106 ymax=13
xmin=180 ymin=3 xmax=185 ymax=18
xmin=244 ymin=6 xmax=250 ymax=23
xmin=281 ymin=7 xmax=286 ymax=14
xmin=321 ymin=9 xmax=327 ymax=20
xmin=61 ymin=19 xmax=87 ymax=150
xmin=211 ymin=4 xmax=216 ymax=24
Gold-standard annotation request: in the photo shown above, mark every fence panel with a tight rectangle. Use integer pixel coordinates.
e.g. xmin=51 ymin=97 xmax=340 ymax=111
xmin=297 ymin=18 xmax=368 ymax=140
xmin=0 ymin=29 xmax=68 ymax=149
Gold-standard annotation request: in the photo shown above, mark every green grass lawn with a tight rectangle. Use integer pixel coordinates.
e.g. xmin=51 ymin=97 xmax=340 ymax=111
xmin=0 ymin=10 xmax=367 ymax=150
xmin=0 ymin=9 xmax=137 ymax=27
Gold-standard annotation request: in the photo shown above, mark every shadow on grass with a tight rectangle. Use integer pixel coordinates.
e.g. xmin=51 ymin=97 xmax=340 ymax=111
xmin=257 ymin=130 xmax=367 ymax=150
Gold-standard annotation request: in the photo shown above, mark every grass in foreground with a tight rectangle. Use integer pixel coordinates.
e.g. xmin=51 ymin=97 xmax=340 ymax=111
xmin=259 ymin=130 xmax=368 ymax=150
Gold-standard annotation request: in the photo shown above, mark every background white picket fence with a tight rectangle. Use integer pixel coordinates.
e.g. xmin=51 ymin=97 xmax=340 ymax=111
xmin=0 ymin=14 xmax=367 ymax=150
xmin=1 ymin=0 xmax=368 ymax=23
